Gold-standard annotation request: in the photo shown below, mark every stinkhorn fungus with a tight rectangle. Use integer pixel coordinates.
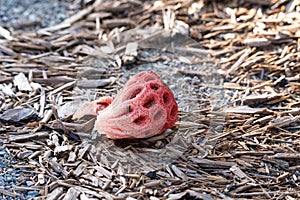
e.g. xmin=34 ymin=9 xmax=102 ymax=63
xmin=73 ymin=71 xmax=178 ymax=139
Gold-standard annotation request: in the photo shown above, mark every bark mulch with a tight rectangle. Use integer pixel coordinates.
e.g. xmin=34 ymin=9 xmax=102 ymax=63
xmin=0 ymin=0 xmax=299 ymax=199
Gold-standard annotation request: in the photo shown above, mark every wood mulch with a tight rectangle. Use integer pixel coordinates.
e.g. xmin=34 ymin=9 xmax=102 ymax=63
xmin=0 ymin=0 xmax=299 ymax=199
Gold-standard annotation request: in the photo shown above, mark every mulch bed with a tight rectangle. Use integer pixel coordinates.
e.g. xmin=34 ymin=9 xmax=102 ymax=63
xmin=0 ymin=0 xmax=299 ymax=199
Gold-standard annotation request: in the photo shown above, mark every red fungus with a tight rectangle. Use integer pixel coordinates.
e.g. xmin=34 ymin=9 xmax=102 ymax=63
xmin=74 ymin=71 xmax=178 ymax=140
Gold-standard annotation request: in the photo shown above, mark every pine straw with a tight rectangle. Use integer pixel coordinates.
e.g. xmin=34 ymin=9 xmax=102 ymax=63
xmin=0 ymin=0 xmax=300 ymax=199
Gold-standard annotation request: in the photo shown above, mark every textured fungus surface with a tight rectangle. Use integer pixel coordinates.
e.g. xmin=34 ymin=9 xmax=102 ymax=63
xmin=73 ymin=96 xmax=113 ymax=119
xmin=74 ymin=71 xmax=178 ymax=139
xmin=96 ymin=71 xmax=178 ymax=139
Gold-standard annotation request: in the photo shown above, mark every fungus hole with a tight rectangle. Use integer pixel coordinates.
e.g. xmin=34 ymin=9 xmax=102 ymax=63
xmin=143 ymin=96 xmax=155 ymax=108
xmin=153 ymin=110 xmax=162 ymax=121
xmin=150 ymin=83 xmax=159 ymax=90
xmin=130 ymin=88 xmax=142 ymax=99
xmin=133 ymin=116 xmax=147 ymax=126
xmin=163 ymin=92 xmax=171 ymax=104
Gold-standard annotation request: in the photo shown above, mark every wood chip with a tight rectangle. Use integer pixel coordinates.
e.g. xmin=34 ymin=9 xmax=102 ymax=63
xmin=63 ymin=187 xmax=80 ymax=200
xmin=46 ymin=187 xmax=64 ymax=200
xmin=8 ymin=132 xmax=49 ymax=142
xmin=13 ymin=73 xmax=32 ymax=91
xmin=224 ymin=106 xmax=273 ymax=114
xmin=0 ymin=26 xmax=14 ymax=40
